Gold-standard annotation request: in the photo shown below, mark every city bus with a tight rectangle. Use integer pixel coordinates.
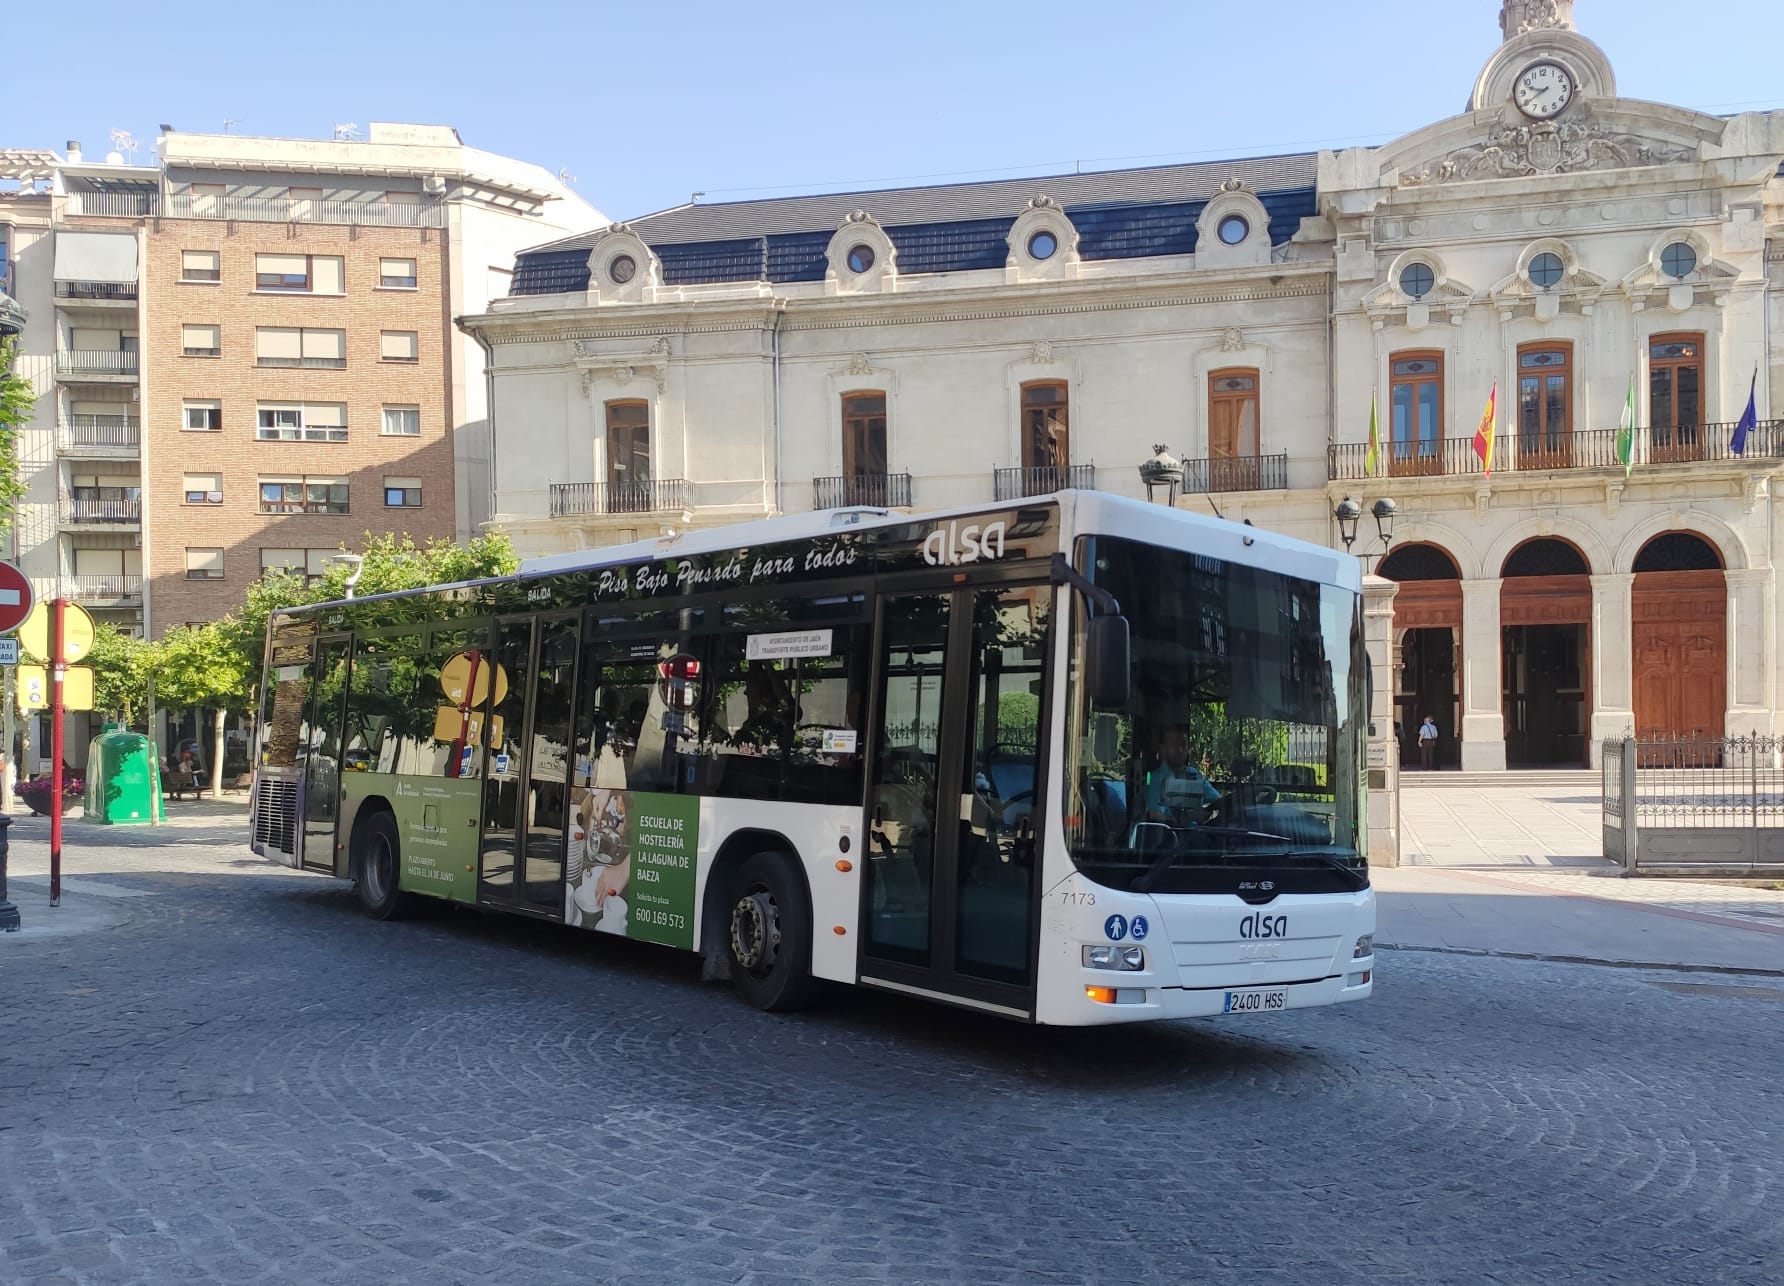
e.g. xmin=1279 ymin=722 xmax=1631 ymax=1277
xmin=250 ymin=491 xmax=1374 ymax=1025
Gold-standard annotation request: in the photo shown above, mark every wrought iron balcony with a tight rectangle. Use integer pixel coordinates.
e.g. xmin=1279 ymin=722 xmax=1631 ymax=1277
xmin=993 ymin=464 xmax=1095 ymax=501
xmin=59 ymin=415 xmax=141 ymax=455
xmin=550 ymin=478 xmax=692 ymax=517
xmin=1179 ymin=453 xmax=1288 ymax=494
xmin=54 ymin=281 xmax=138 ymax=301
xmin=56 ymin=349 xmax=138 ymax=377
xmin=1329 ymin=419 xmax=1784 ymax=481
xmin=66 ymin=575 xmax=143 ymax=604
xmin=813 ymin=473 xmax=912 ymax=509
xmin=60 ymin=497 xmax=142 ymax=525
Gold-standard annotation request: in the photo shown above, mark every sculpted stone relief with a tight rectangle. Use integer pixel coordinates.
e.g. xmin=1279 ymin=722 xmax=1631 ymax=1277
xmin=1401 ymin=117 xmax=1695 ymax=186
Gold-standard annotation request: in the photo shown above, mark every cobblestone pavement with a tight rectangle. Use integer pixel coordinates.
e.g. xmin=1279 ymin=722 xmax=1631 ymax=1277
xmin=3 ymin=811 xmax=1782 ymax=1285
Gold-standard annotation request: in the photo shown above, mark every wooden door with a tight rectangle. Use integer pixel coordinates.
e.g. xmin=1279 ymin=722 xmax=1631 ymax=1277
xmin=1632 ymin=570 xmax=1725 ymax=758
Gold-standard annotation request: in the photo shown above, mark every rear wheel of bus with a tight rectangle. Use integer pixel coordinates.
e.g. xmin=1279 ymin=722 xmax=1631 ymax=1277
xmin=353 ymin=809 xmax=410 ymax=921
xmin=727 ymin=852 xmax=817 ymax=1012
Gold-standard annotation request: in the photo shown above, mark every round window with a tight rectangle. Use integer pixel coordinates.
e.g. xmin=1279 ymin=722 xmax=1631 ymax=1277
xmin=846 ymin=244 xmax=876 ymax=274
xmin=1028 ymin=230 xmax=1058 ymax=261
xmin=608 ymin=254 xmax=636 ymax=285
xmin=1217 ymin=214 xmax=1250 ymax=246
xmin=1399 ymin=263 xmax=1435 ymax=299
xmin=1528 ymin=251 xmax=1564 ymax=289
xmin=1660 ymin=242 xmax=1697 ymax=279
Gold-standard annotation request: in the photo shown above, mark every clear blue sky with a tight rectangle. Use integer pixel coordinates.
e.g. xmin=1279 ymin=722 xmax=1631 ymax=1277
xmin=11 ymin=0 xmax=1783 ymax=221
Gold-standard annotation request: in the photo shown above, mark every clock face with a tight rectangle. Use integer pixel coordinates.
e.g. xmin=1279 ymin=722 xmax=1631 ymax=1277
xmin=1514 ymin=61 xmax=1575 ymax=119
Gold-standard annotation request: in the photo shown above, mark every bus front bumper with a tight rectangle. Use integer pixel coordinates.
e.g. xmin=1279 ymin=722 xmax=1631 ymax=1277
xmin=1059 ymin=964 xmax=1374 ymax=1026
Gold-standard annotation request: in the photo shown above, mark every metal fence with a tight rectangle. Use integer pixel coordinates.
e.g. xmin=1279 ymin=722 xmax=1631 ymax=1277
xmin=1601 ymin=735 xmax=1784 ymax=873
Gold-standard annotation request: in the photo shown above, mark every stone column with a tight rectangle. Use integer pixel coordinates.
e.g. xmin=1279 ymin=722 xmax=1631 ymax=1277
xmin=1588 ymin=573 xmax=1635 ymax=764
xmin=1458 ymin=578 xmax=1506 ymax=771
xmin=1724 ymin=567 xmax=1774 ymax=738
xmin=1362 ymin=575 xmax=1400 ymax=867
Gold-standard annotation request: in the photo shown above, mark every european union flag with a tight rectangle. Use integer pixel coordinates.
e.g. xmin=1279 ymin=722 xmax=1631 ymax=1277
xmin=1730 ymin=370 xmax=1758 ymax=456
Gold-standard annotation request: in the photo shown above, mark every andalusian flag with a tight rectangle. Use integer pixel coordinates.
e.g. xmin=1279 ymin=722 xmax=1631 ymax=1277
xmin=1364 ymin=396 xmax=1381 ymax=477
xmin=1614 ymin=377 xmax=1636 ymax=477
xmin=1472 ymin=383 xmax=1499 ymax=476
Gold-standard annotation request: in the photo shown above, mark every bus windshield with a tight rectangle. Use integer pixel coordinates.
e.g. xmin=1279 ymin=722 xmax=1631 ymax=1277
xmin=1064 ymin=536 xmax=1367 ymax=895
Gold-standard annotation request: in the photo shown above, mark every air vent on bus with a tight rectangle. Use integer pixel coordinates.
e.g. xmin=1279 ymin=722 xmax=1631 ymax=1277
xmin=252 ymin=775 xmax=298 ymax=859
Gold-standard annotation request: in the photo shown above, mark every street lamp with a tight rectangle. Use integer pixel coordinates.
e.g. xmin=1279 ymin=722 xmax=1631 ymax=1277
xmin=330 ymin=553 xmax=365 ymax=599
xmin=1139 ymin=444 xmax=1183 ymax=506
xmin=1334 ymin=496 xmax=1398 ymax=569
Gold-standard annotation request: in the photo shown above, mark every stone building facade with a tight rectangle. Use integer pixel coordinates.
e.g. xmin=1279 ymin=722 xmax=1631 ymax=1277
xmin=464 ymin=1 xmax=1784 ymax=770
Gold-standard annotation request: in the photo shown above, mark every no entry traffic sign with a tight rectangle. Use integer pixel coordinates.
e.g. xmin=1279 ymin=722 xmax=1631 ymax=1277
xmin=0 ymin=561 xmax=34 ymax=635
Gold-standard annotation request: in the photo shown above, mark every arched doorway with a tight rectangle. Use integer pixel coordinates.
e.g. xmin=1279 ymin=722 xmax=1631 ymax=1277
xmin=1632 ymin=532 xmax=1725 ymax=747
xmin=1380 ymin=543 xmax=1461 ymax=770
xmin=1501 ymin=538 xmax=1591 ymax=767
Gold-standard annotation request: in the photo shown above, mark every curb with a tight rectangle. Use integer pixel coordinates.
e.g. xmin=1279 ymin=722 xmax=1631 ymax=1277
xmin=1377 ymin=941 xmax=1784 ymax=979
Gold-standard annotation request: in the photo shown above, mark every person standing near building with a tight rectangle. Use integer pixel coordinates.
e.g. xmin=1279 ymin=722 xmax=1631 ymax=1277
xmin=1418 ymin=716 xmax=1440 ymax=771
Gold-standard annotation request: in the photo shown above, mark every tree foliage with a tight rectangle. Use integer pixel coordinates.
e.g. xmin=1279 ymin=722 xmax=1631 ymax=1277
xmin=0 ymin=336 xmax=37 ymax=547
xmin=85 ymin=624 xmax=155 ymax=727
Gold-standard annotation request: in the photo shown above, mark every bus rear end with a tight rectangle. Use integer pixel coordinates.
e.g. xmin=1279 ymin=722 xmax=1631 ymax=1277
xmin=1042 ymin=523 xmax=1373 ymax=1025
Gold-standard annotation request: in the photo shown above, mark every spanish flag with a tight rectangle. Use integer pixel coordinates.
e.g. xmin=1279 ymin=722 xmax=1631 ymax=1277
xmin=1472 ymin=383 xmax=1499 ymax=476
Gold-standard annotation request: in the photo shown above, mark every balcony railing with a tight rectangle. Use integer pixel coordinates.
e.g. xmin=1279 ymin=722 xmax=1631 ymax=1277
xmin=64 ymin=191 xmax=159 ymax=217
xmin=165 ymin=193 xmax=447 ymax=228
xmin=61 ymin=497 xmax=142 ymax=525
xmin=993 ymin=464 xmax=1095 ymax=501
xmin=813 ymin=473 xmax=913 ymax=509
xmin=54 ymin=281 xmax=138 ymax=301
xmin=59 ymin=415 xmax=141 ymax=454
xmin=66 ymin=575 xmax=143 ymax=603
xmin=550 ymin=479 xmax=692 ymax=517
xmin=1180 ymin=453 xmax=1288 ymax=494
xmin=256 ymin=356 xmax=347 ymax=370
xmin=1329 ymin=420 xmax=1784 ymax=481
xmin=56 ymin=349 xmax=138 ymax=377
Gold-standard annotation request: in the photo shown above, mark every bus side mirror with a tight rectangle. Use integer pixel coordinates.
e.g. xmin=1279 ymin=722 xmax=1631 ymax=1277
xmin=1086 ymin=615 xmax=1130 ymax=711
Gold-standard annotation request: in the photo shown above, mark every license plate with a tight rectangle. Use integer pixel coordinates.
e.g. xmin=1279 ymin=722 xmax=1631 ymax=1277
xmin=1222 ymin=988 xmax=1288 ymax=1014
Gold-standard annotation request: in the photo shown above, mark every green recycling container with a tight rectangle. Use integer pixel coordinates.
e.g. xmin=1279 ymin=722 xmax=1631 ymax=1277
xmin=84 ymin=730 xmax=164 ymax=825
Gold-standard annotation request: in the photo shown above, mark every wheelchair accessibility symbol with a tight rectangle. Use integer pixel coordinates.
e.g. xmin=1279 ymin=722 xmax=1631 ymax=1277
xmin=1104 ymin=914 xmax=1128 ymax=941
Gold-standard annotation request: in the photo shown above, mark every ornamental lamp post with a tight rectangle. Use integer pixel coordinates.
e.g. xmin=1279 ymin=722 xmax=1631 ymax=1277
xmin=1334 ymin=496 xmax=1398 ymax=570
xmin=1139 ymin=444 xmax=1184 ymax=507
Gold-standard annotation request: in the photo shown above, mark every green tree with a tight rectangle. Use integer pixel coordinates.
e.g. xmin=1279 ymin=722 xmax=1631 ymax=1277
xmin=86 ymin=624 xmax=154 ymax=727
xmin=0 ymin=335 xmax=37 ymax=546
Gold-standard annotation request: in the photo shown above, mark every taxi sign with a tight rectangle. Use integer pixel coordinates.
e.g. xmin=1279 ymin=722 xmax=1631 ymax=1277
xmin=0 ymin=637 xmax=17 ymax=665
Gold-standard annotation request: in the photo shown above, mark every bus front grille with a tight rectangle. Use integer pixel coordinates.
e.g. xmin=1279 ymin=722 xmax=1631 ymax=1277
xmin=252 ymin=775 xmax=298 ymax=860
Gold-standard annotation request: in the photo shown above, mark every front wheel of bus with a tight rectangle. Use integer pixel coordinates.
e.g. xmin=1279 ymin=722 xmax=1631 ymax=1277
xmin=727 ymin=852 xmax=816 ymax=1012
xmin=353 ymin=810 xmax=410 ymax=921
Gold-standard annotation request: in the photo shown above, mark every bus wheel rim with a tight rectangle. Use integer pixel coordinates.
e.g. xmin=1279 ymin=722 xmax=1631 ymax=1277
xmin=730 ymin=890 xmax=780 ymax=975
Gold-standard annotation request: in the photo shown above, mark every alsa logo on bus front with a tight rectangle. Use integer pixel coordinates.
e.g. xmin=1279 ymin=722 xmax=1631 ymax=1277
xmin=921 ymin=520 xmax=1007 ymax=567
xmin=1239 ymin=913 xmax=1289 ymax=939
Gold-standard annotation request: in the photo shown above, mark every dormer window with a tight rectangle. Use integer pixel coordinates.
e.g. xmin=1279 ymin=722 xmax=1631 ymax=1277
xmin=846 ymin=244 xmax=876 ymax=274
xmin=1217 ymin=215 xmax=1250 ymax=246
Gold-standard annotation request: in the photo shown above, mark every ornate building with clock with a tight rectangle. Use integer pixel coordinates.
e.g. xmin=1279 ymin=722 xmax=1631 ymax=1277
xmin=464 ymin=0 xmax=1784 ymax=771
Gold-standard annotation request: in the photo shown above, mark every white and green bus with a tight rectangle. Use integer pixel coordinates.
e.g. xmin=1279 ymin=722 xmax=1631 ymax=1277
xmin=251 ymin=492 xmax=1374 ymax=1025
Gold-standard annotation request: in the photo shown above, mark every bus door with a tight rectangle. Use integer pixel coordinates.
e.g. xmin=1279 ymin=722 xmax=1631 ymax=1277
xmin=476 ymin=617 xmax=538 ymax=910
xmin=859 ymin=576 xmax=1052 ymax=1017
xmin=300 ymin=636 xmax=351 ymax=873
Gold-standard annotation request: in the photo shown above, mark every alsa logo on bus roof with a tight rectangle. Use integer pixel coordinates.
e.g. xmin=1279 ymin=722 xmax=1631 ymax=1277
xmin=921 ymin=520 xmax=1007 ymax=567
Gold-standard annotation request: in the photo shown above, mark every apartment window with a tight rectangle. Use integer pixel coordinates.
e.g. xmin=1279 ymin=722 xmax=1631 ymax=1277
xmin=181 ymin=323 xmax=221 ymax=357
xmin=379 ymin=257 xmax=418 ymax=289
xmin=384 ymin=476 xmax=423 ymax=507
xmin=841 ymin=393 xmax=888 ymax=478
xmin=183 ymin=472 xmax=222 ymax=505
xmin=606 ymin=401 xmax=651 ymax=495
xmin=381 ymin=405 xmax=421 ymax=437
xmin=254 ymin=253 xmax=344 ymax=294
xmin=255 ymin=327 xmax=346 ymax=368
xmin=1650 ymin=332 xmax=1704 ymax=462
xmin=1207 ymin=369 xmax=1261 ymax=458
xmin=188 ymin=184 xmax=225 ymax=217
xmin=1019 ymin=381 xmax=1070 ymax=471
xmin=259 ymin=477 xmax=349 ymax=515
xmin=379 ymin=330 xmax=419 ymax=363
xmin=257 ymin=402 xmax=347 ymax=443
xmin=183 ymin=399 xmax=222 ymax=431
xmin=1517 ymin=343 xmax=1573 ymax=465
xmin=1388 ymin=351 xmax=1444 ymax=475
xmin=180 ymin=250 xmax=220 ymax=283
xmin=261 ymin=548 xmax=305 ymax=577
xmin=185 ymin=547 xmax=224 ymax=580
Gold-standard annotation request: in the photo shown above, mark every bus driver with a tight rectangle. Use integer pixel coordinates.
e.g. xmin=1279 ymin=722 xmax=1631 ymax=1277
xmin=1144 ymin=725 xmax=1221 ymax=821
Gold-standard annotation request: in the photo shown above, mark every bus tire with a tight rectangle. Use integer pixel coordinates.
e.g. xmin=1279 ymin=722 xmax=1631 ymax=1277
xmin=726 ymin=851 xmax=817 ymax=1012
xmin=352 ymin=809 xmax=410 ymax=921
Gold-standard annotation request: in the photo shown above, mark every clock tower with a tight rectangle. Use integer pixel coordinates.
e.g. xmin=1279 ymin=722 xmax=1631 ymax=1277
xmin=1470 ymin=0 xmax=1613 ymax=114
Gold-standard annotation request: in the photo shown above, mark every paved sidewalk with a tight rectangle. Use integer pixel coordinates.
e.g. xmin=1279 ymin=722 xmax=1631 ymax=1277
xmin=1382 ymin=781 xmax=1784 ymax=974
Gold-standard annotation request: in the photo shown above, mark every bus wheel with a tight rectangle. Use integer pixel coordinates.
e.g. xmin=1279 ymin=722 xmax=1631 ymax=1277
xmin=353 ymin=810 xmax=410 ymax=921
xmin=727 ymin=852 xmax=816 ymax=1012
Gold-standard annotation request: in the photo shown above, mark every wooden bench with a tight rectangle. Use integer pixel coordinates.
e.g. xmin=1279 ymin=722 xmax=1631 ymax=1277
xmin=164 ymin=770 xmax=202 ymax=800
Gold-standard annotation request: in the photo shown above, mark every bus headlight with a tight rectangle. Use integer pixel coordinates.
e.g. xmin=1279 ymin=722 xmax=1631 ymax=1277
xmin=1352 ymin=935 xmax=1374 ymax=959
xmin=1083 ymin=944 xmax=1145 ymax=971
